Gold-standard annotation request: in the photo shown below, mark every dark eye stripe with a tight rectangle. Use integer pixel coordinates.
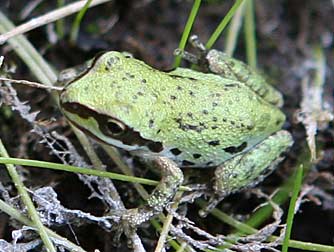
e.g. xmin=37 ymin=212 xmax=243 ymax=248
xmin=61 ymin=102 xmax=163 ymax=152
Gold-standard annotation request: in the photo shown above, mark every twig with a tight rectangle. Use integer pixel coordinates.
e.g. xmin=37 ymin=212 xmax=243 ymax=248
xmin=0 ymin=140 xmax=57 ymax=252
xmin=0 ymin=77 xmax=63 ymax=91
xmin=0 ymin=198 xmax=87 ymax=252
xmin=155 ymin=191 xmax=183 ymax=252
xmin=0 ymin=0 xmax=112 ymax=44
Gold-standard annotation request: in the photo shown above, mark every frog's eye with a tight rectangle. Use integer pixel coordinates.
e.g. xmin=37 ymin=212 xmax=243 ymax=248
xmin=105 ymin=119 xmax=127 ymax=136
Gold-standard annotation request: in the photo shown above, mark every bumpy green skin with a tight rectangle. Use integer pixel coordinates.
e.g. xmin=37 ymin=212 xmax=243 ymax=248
xmin=205 ymin=50 xmax=284 ymax=107
xmin=59 ymin=50 xmax=293 ymax=226
xmin=60 ymin=51 xmax=288 ymax=167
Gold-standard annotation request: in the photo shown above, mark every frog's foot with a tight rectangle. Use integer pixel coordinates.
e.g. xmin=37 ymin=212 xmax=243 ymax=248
xmin=113 ymin=157 xmax=184 ymax=237
xmin=174 ymin=35 xmax=209 ymax=68
xmin=201 ymin=130 xmax=293 ymax=217
xmin=174 ymin=48 xmax=200 ymax=65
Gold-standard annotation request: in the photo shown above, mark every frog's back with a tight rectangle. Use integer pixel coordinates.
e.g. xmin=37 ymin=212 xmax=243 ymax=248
xmin=62 ymin=51 xmax=285 ymax=167
xmin=145 ymin=68 xmax=286 ymax=167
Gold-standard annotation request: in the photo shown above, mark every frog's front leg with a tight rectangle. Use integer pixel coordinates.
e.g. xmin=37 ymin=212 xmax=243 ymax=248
xmin=119 ymin=156 xmax=183 ymax=233
xmin=203 ymin=130 xmax=293 ymax=215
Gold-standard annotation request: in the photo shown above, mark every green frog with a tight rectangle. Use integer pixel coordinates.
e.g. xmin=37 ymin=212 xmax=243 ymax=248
xmin=58 ymin=36 xmax=293 ymax=229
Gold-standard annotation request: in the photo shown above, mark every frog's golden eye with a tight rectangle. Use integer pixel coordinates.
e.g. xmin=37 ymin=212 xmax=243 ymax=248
xmin=105 ymin=119 xmax=126 ymax=136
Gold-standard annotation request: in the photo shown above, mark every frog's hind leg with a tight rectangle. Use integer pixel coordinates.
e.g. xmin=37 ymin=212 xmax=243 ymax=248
xmin=117 ymin=157 xmax=183 ymax=236
xmin=205 ymin=49 xmax=284 ymax=107
xmin=177 ymin=35 xmax=284 ymax=107
xmin=201 ymin=130 xmax=293 ymax=216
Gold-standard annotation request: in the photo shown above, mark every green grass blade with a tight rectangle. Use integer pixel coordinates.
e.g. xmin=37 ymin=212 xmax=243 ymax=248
xmin=173 ymin=0 xmax=202 ymax=68
xmin=282 ymin=165 xmax=304 ymax=252
xmin=245 ymin=145 xmax=311 ymax=229
xmin=0 ymin=198 xmax=87 ymax=252
xmin=70 ymin=0 xmax=93 ymax=44
xmin=56 ymin=0 xmax=65 ymax=38
xmin=205 ymin=0 xmax=244 ymax=49
xmin=0 ymin=140 xmax=57 ymax=252
xmin=224 ymin=0 xmax=246 ymax=56
xmin=0 ymin=157 xmax=191 ymax=191
xmin=244 ymin=0 xmax=256 ymax=68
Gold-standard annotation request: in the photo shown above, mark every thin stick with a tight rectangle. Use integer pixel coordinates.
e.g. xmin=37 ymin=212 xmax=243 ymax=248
xmin=0 ymin=77 xmax=63 ymax=91
xmin=0 ymin=0 xmax=111 ymax=44
xmin=0 ymin=140 xmax=57 ymax=252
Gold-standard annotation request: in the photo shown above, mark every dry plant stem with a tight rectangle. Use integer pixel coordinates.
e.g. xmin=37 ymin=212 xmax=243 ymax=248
xmin=225 ymin=0 xmax=246 ymax=56
xmin=296 ymin=46 xmax=333 ymax=161
xmin=102 ymin=144 xmax=150 ymax=199
xmin=0 ymin=11 xmax=145 ymax=250
xmin=66 ymin=127 xmax=147 ymax=252
xmin=0 ymin=140 xmax=57 ymax=252
xmin=71 ymin=124 xmax=105 ymax=170
xmin=154 ymin=191 xmax=184 ymax=252
xmin=129 ymin=234 xmax=147 ymax=252
xmin=0 ymin=198 xmax=87 ymax=252
xmin=0 ymin=12 xmax=57 ymax=85
xmin=103 ymin=145 xmax=195 ymax=251
xmin=244 ymin=0 xmax=257 ymax=68
xmin=20 ymin=0 xmax=44 ymax=20
xmin=0 ymin=77 xmax=63 ymax=91
xmin=0 ymin=0 xmax=112 ymax=44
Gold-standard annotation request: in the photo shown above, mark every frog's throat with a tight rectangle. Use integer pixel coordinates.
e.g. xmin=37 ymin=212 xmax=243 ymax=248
xmin=60 ymin=102 xmax=164 ymax=153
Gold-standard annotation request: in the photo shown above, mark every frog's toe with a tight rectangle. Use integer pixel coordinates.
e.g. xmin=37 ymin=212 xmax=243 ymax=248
xmin=110 ymin=208 xmax=155 ymax=245
xmin=173 ymin=48 xmax=199 ymax=64
xmin=189 ymin=35 xmax=207 ymax=52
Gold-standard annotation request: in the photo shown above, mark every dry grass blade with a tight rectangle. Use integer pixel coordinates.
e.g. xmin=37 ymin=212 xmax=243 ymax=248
xmin=0 ymin=0 xmax=112 ymax=44
xmin=294 ymin=46 xmax=333 ymax=161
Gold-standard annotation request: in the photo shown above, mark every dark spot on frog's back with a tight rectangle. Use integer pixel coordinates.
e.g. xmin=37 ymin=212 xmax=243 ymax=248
xmin=182 ymin=160 xmax=195 ymax=166
xmin=174 ymin=118 xmax=204 ymax=133
xmin=148 ymin=119 xmax=154 ymax=128
xmin=170 ymin=148 xmax=182 ymax=156
xmin=223 ymin=141 xmax=247 ymax=154
xmin=187 ymin=112 xmax=193 ymax=118
xmin=125 ymin=72 xmax=135 ymax=79
xmin=147 ymin=141 xmax=163 ymax=153
xmin=208 ymin=140 xmax=220 ymax=146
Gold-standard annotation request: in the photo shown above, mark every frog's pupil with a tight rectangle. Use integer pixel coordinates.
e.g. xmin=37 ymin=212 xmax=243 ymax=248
xmin=107 ymin=120 xmax=124 ymax=135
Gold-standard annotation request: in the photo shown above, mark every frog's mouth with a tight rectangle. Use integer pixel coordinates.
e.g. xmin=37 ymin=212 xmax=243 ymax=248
xmin=60 ymin=101 xmax=164 ymax=153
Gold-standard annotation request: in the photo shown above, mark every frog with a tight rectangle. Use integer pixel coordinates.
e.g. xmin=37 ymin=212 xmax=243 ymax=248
xmin=57 ymin=35 xmax=293 ymax=230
